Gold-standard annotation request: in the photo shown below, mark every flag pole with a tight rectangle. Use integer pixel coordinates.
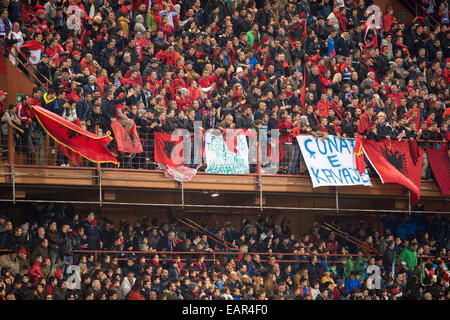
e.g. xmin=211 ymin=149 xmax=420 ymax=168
xmin=408 ymin=190 xmax=411 ymax=215
xmin=335 ymin=187 xmax=339 ymax=213
xmin=181 ymin=181 xmax=184 ymax=209
xmin=257 ymin=140 xmax=263 ymax=212
xmin=392 ymin=254 xmax=396 ymax=279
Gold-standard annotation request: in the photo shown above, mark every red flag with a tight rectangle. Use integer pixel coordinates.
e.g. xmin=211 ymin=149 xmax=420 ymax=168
xmin=31 ymin=105 xmax=118 ymax=165
xmin=19 ymin=40 xmax=44 ymax=54
xmin=426 ymin=148 xmax=450 ymax=195
xmin=300 ymin=72 xmax=307 ymax=114
xmin=59 ymin=144 xmax=81 ymax=166
xmin=154 ymin=132 xmax=184 ymax=166
xmin=362 ymin=139 xmax=423 ymax=202
xmin=354 ymin=134 xmax=365 ymax=175
xmin=222 ymin=129 xmax=257 ymax=153
xmin=409 ymin=140 xmax=420 ymax=165
xmin=305 ymin=53 xmax=319 ymax=65
xmin=329 ymin=49 xmax=336 ymax=58
xmin=58 ymin=119 xmax=82 ymax=166
xmin=110 ymin=121 xmax=143 ymax=154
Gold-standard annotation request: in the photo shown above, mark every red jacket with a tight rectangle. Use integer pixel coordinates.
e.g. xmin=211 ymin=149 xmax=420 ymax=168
xmin=127 ymin=290 xmax=144 ymax=300
xmin=277 ymin=119 xmax=293 ymax=143
xmin=383 ymin=13 xmax=396 ymax=31
xmin=188 ymin=87 xmax=201 ymax=101
xmin=333 ymin=286 xmax=341 ymax=300
xmin=175 ymin=96 xmax=191 ymax=111
xmin=80 ymin=58 xmax=94 ymax=75
xmin=29 ymin=97 xmax=41 ymax=107
xmin=29 ymin=261 xmax=44 ymax=284
xmin=16 ymin=103 xmax=33 ymax=126
xmin=388 ymin=92 xmax=404 ymax=106
xmin=317 ymin=99 xmax=330 ymax=118
xmin=357 ymin=111 xmax=374 ymax=136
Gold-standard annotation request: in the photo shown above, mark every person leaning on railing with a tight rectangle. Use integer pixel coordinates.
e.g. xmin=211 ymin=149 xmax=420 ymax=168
xmin=1 ymin=104 xmax=23 ymax=163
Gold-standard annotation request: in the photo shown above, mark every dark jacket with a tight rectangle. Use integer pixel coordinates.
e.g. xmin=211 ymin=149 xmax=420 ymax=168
xmin=60 ymin=232 xmax=75 ymax=256
xmin=383 ymin=247 xmax=396 ymax=274
xmin=236 ymin=114 xmax=253 ymax=129
xmin=100 ymin=97 xmax=116 ymax=125
xmin=184 ymin=289 xmax=200 ymax=300
xmin=306 ymin=262 xmax=320 ymax=283
xmin=76 ymin=97 xmax=92 ymax=122
xmin=46 ymin=230 xmax=65 ymax=254
xmin=83 ymin=220 xmax=102 ymax=250
xmin=31 ymin=244 xmax=49 ymax=262
xmin=201 ymin=114 xmax=217 ymax=130
xmin=166 ymin=116 xmax=179 ymax=132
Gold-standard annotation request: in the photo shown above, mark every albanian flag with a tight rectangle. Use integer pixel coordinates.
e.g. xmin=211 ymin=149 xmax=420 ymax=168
xmin=362 ymin=139 xmax=423 ymax=203
xmin=426 ymin=148 xmax=450 ymax=195
xmin=31 ymin=105 xmax=118 ymax=165
xmin=354 ymin=134 xmax=365 ymax=175
xmin=154 ymin=132 xmax=184 ymax=167
xmin=288 ymin=18 xmax=307 ymax=41
xmin=111 ymin=121 xmax=143 ymax=154
xmin=59 ymin=119 xmax=82 ymax=166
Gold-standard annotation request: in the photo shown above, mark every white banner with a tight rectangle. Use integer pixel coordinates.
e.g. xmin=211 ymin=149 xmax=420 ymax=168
xmin=204 ymin=132 xmax=249 ymax=174
xmin=296 ymin=135 xmax=372 ymax=187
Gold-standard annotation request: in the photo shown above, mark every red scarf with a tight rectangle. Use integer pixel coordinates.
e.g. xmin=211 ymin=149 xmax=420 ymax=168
xmin=20 ymin=40 xmax=43 ymax=54
xmin=190 ymin=290 xmax=199 ymax=297
xmin=135 ymin=39 xmax=142 ymax=61
xmin=395 ymin=41 xmax=410 ymax=56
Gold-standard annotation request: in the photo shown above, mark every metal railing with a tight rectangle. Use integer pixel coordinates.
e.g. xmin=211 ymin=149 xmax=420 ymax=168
xmin=398 ymin=0 xmax=442 ymax=27
xmin=7 ymin=48 xmax=51 ymax=91
xmin=0 ymin=248 xmax=448 ymax=266
xmin=1 ymin=123 xmax=447 ymax=179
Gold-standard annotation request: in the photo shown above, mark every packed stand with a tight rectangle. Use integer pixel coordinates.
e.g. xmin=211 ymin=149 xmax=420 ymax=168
xmin=0 ymin=204 xmax=449 ymax=300
xmin=0 ymin=0 xmax=449 ymax=173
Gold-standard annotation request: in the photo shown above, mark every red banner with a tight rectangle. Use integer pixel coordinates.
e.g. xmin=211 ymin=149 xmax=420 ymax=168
xmin=31 ymin=105 xmax=118 ymax=165
xmin=426 ymin=148 xmax=450 ymax=195
xmin=362 ymin=139 xmax=423 ymax=203
xmin=59 ymin=119 xmax=82 ymax=166
xmin=154 ymin=132 xmax=184 ymax=167
xmin=111 ymin=121 xmax=143 ymax=154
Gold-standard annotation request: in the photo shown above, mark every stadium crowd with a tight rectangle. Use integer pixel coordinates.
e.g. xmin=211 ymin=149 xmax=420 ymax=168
xmin=0 ymin=0 xmax=449 ymax=172
xmin=0 ymin=0 xmax=449 ymax=301
xmin=0 ymin=205 xmax=449 ymax=300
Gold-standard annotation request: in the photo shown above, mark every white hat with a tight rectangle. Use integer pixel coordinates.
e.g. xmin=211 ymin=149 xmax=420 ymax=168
xmin=236 ymin=67 xmax=243 ymax=73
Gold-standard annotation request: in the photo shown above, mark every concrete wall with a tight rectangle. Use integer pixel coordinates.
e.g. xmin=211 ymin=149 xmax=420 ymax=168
xmin=0 ymin=56 xmax=36 ymax=106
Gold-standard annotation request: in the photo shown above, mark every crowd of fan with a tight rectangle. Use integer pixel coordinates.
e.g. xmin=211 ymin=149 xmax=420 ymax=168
xmin=0 ymin=0 xmax=449 ymax=171
xmin=0 ymin=204 xmax=449 ymax=300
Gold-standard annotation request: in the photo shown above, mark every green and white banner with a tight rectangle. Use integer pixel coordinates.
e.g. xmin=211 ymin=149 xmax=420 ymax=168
xmin=204 ymin=132 xmax=249 ymax=174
